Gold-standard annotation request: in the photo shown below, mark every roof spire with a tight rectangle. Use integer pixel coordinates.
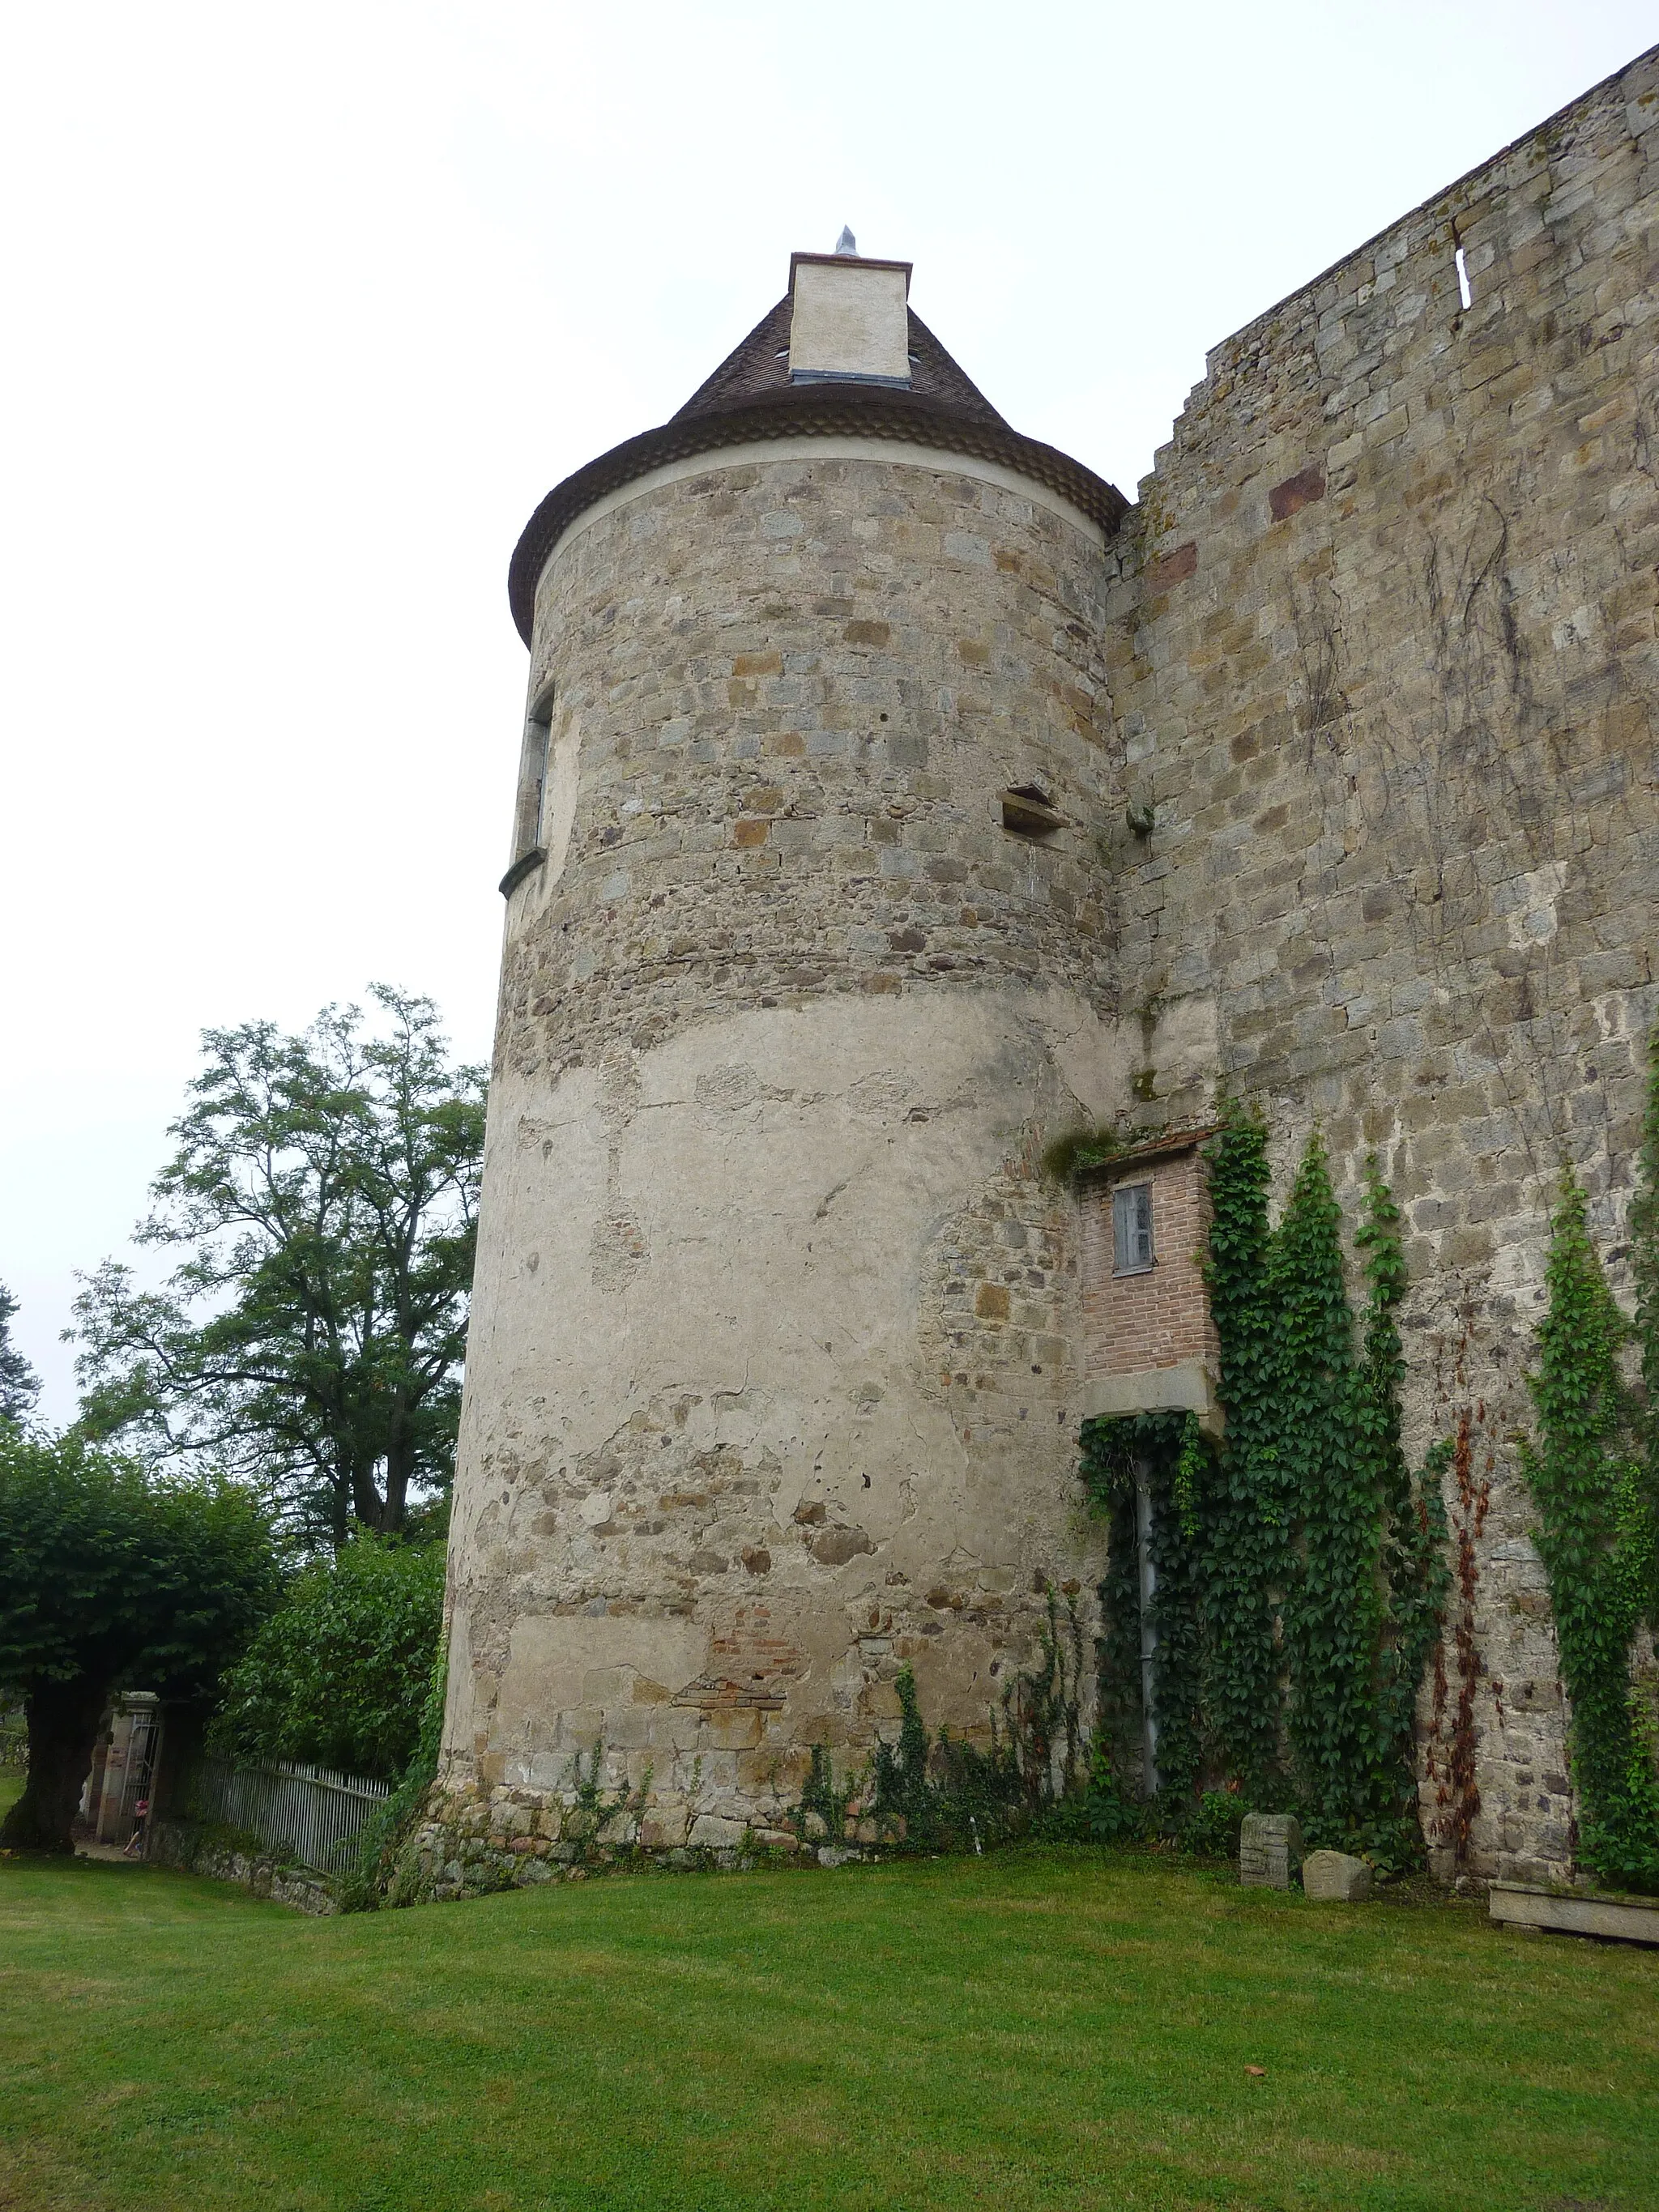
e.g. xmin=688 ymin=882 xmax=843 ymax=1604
xmin=834 ymin=224 xmax=857 ymax=256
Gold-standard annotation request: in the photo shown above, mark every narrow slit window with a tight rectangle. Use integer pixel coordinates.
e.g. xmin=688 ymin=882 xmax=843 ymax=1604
xmin=1112 ymin=1181 xmax=1155 ymax=1275
xmin=1455 ymin=245 xmax=1472 ymax=311
xmin=516 ymin=686 xmax=555 ymax=859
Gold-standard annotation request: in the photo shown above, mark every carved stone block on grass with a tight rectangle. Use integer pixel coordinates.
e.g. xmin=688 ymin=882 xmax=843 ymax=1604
xmin=1239 ymin=1813 xmax=1302 ymax=1890
xmin=1302 ymin=1848 xmax=1373 ymax=1902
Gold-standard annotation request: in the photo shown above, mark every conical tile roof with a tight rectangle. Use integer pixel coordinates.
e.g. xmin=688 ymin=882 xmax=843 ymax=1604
xmin=508 ymin=280 xmax=1124 ymax=644
xmin=672 ymin=296 xmax=1009 ymax=427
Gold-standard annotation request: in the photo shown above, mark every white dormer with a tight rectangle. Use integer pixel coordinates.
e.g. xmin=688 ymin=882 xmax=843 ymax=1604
xmin=787 ymin=247 xmax=912 ymax=388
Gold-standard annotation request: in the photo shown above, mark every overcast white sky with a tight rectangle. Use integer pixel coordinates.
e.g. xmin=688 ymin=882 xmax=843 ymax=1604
xmin=2 ymin=1 xmax=1653 ymax=1421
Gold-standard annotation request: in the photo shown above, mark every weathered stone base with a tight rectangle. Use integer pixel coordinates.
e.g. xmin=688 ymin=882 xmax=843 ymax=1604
xmin=146 ymin=1818 xmax=339 ymax=1915
xmin=383 ymin=1780 xmax=890 ymax=1904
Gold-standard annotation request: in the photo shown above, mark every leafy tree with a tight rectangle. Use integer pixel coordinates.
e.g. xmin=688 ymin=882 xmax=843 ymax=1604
xmin=0 ymin=1430 xmax=278 ymax=1852
xmin=209 ymin=1534 xmax=445 ymax=1781
xmin=70 ymin=988 xmax=486 ymax=1546
xmin=0 ymin=1280 xmax=41 ymax=1426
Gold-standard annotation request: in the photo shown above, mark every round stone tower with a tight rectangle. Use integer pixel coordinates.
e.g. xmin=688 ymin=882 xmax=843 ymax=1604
xmin=438 ymin=243 xmax=1137 ymax=1860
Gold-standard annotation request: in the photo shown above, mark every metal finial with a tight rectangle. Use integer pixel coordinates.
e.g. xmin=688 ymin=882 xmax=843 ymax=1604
xmin=834 ymin=225 xmax=858 ymax=256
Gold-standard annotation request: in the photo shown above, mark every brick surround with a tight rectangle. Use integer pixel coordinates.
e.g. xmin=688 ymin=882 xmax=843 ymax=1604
xmin=1081 ymin=1143 xmax=1220 ymax=1399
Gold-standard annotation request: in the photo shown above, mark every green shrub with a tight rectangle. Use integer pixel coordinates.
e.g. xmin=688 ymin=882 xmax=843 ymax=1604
xmin=209 ymin=1534 xmax=443 ymax=1781
xmin=1179 ymin=1788 xmax=1247 ymax=1859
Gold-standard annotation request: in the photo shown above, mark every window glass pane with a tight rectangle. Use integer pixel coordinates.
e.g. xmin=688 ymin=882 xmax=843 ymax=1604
xmin=1112 ymin=1183 xmax=1154 ymax=1272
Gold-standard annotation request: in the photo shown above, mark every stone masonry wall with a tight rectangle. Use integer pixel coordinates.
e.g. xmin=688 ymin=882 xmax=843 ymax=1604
xmin=433 ymin=49 xmax=1659 ymax=1903
xmin=438 ymin=454 xmax=1140 ymax=1885
xmin=500 ymin=450 xmax=1120 ymax=1085
xmin=1107 ymin=45 xmax=1659 ymax=1881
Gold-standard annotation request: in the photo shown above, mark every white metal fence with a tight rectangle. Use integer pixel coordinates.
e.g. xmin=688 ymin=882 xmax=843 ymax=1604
xmin=187 ymin=1757 xmax=391 ymax=1873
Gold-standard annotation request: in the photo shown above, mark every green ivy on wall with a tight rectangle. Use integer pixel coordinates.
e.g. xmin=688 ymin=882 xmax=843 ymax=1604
xmin=1080 ymin=1410 xmax=1208 ymax=1803
xmin=1082 ymin=1106 xmax=1449 ymax=1866
xmin=1633 ymin=1025 xmax=1659 ymax=1635
xmin=1522 ymin=1165 xmax=1659 ymax=1893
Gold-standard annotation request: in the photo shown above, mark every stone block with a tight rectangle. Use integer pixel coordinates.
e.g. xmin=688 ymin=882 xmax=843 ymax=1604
xmin=638 ymin=1809 xmax=689 ymax=1850
xmin=689 ymin=1813 xmax=748 ymax=1849
xmin=1301 ymin=1849 xmax=1373 ymax=1902
xmin=1489 ymin=1882 xmax=1659 ymax=1946
xmin=706 ymin=1707 xmax=764 ymax=1750
xmin=1239 ymin=1813 xmax=1302 ymax=1890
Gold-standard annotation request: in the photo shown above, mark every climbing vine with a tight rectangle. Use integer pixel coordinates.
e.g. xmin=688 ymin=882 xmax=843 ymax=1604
xmin=1200 ymin=1106 xmax=1291 ymax=1796
xmin=1078 ymin=1411 xmax=1208 ymax=1802
xmin=1083 ymin=1107 xmax=1449 ymax=1867
xmin=793 ymin=1589 xmax=1092 ymax=1856
xmin=346 ymin=1632 xmax=449 ymax=1910
xmin=1632 ymin=1025 xmax=1659 ymax=1634
xmin=1520 ymin=1170 xmax=1659 ymax=1893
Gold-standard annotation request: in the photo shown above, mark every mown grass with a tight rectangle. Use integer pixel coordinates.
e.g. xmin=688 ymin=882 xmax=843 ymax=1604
xmin=2 ymin=1844 xmax=1656 ymax=2211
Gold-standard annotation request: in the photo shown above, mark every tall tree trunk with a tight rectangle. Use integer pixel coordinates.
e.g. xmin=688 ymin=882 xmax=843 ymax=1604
xmin=351 ymin=1458 xmax=390 ymax=1535
xmin=383 ymin=1411 xmax=414 ymax=1536
xmin=0 ymin=1677 xmax=110 ymax=1854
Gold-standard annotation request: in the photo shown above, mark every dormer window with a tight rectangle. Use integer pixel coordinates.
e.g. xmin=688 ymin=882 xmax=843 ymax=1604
xmin=1112 ymin=1182 xmax=1155 ymax=1274
xmin=787 ymin=250 xmax=913 ymax=390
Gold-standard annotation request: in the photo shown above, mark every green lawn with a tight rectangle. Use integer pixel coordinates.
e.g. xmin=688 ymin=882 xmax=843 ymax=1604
xmin=2 ymin=1848 xmax=1655 ymax=2212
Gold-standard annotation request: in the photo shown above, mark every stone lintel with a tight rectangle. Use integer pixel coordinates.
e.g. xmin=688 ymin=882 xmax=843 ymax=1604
xmin=1080 ymin=1358 xmax=1222 ymax=1435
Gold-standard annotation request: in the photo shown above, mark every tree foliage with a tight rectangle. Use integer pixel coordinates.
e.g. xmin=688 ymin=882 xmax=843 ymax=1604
xmin=1520 ymin=1174 xmax=1659 ymax=1892
xmin=70 ymin=987 xmax=486 ymax=1546
xmin=209 ymin=1534 xmax=445 ymax=1782
xmin=0 ymin=1280 xmax=41 ymax=1426
xmin=0 ymin=1429 xmax=278 ymax=1851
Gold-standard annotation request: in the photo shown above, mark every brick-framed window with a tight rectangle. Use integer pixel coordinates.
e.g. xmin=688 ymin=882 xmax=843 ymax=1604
xmin=1112 ymin=1181 xmax=1155 ymax=1275
xmin=1080 ymin=1130 xmax=1222 ymax=1433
